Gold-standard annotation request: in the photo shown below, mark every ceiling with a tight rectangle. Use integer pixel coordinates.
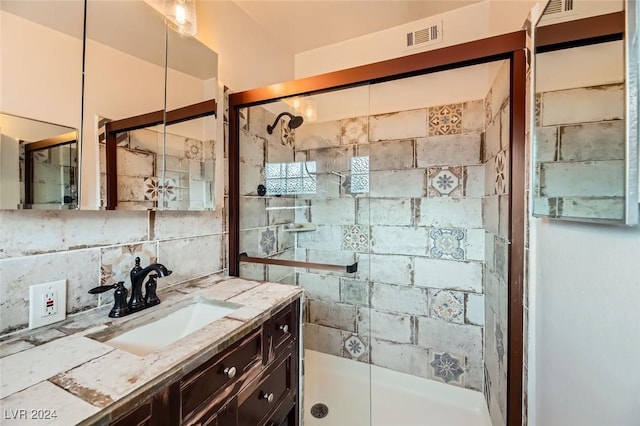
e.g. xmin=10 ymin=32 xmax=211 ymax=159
xmin=231 ymin=0 xmax=484 ymax=54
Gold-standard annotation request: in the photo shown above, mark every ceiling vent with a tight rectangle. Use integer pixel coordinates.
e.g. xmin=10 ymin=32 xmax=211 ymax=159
xmin=540 ymin=0 xmax=576 ymax=22
xmin=405 ymin=21 xmax=442 ymax=50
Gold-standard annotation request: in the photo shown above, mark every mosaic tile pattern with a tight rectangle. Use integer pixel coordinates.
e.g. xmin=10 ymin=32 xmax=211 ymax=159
xmin=342 ymin=225 xmax=369 ymax=252
xmin=430 ymin=352 xmax=465 ymax=384
xmin=101 ymin=243 xmax=157 ymax=286
xmin=185 ymin=139 xmax=203 ymax=161
xmin=429 ymin=228 xmax=466 ymax=260
xmin=259 ymin=228 xmax=276 ymax=256
xmin=430 ymin=289 xmax=464 ymax=323
xmin=427 ymin=166 xmax=464 ymax=197
xmin=144 ymin=177 xmax=177 ymax=201
xmin=344 ymin=334 xmax=366 ymax=358
xmin=535 ymin=93 xmax=541 ymax=126
xmin=429 ymin=104 xmax=463 ymax=135
xmin=341 ymin=117 xmax=369 ymax=145
xmin=281 ymin=121 xmax=295 ymax=147
xmin=495 ymin=150 xmax=507 ymax=194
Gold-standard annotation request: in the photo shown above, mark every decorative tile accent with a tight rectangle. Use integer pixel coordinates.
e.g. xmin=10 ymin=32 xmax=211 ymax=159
xmin=495 ymin=321 xmax=505 ymax=363
xmin=341 ymin=117 xmax=368 ymax=145
xmin=342 ymin=225 xmax=369 ymax=252
xmin=185 ymin=138 xmax=203 ymax=160
xmin=495 ymin=150 xmax=507 ymax=194
xmin=344 ymin=334 xmax=366 ymax=358
xmin=101 ymin=243 xmax=157 ymax=286
xmin=429 ymin=104 xmax=463 ymax=135
xmin=485 ymin=88 xmax=493 ymax=127
xmin=429 ymin=289 xmax=464 ymax=323
xmin=144 ymin=177 xmax=177 ymax=201
xmin=427 ymin=166 xmax=464 ymax=197
xmin=535 ymin=93 xmax=541 ymax=126
xmin=430 ymin=352 xmax=465 ymax=384
xmin=429 ymin=228 xmax=466 ymax=260
xmin=259 ymin=228 xmax=276 ymax=256
xmin=281 ymin=119 xmax=295 ymax=146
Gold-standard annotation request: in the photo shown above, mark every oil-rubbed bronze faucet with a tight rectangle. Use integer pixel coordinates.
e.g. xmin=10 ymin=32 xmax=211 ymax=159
xmin=88 ymin=257 xmax=172 ymax=318
xmin=127 ymin=257 xmax=173 ymax=312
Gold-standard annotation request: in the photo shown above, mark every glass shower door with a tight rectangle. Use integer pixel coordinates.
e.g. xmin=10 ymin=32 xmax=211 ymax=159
xmin=237 ymin=85 xmax=373 ymax=425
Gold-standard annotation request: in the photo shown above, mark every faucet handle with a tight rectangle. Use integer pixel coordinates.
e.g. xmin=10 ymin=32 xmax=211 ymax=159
xmin=88 ymin=283 xmax=118 ymax=294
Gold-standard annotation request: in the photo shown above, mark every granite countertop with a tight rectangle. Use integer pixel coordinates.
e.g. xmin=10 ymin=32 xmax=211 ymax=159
xmin=0 ymin=275 xmax=303 ymax=425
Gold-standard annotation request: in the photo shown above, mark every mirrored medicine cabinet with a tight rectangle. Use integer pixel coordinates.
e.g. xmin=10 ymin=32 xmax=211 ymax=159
xmin=532 ymin=0 xmax=639 ymax=225
xmin=0 ymin=0 xmax=221 ymax=211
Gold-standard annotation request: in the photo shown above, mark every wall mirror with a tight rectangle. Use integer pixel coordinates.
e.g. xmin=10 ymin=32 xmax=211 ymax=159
xmin=1 ymin=0 xmax=219 ymax=211
xmin=86 ymin=0 xmax=219 ymax=211
xmin=0 ymin=0 xmax=84 ymax=210
xmin=533 ymin=1 xmax=639 ymax=225
xmin=0 ymin=114 xmax=78 ymax=209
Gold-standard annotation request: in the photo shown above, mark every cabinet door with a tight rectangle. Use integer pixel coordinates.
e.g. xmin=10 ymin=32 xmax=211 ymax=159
xmin=237 ymin=353 xmax=292 ymax=426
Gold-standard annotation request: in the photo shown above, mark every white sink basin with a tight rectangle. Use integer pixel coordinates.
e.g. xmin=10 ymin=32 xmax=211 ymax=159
xmin=104 ymin=299 xmax=242 ymax=356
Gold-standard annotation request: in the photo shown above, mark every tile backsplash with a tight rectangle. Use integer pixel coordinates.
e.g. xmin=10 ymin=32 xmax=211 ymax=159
xmin=0 ymin=208 xmax=227 ymax=336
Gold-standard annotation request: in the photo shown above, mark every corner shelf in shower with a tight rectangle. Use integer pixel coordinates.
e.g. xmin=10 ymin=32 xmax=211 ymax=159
xmin=283 ymin=223 xmax=317 ymax=232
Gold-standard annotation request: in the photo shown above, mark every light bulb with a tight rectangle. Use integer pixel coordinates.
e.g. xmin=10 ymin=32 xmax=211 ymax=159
xmin=175 ymin=4 xmax=186 ymax=25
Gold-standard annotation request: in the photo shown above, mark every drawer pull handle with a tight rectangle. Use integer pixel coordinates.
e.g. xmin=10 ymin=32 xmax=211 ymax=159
xmin=223 ymin=366 xmax=237 ymax=378
xmin=262 ymin=392 xmax=274 ymax=403
xmin=279 ymin=324 xmax=289 ymax=333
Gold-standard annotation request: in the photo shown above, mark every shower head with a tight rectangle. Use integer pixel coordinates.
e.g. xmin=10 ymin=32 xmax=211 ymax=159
xmin=267 ymin=112 xmax=304 ymax=134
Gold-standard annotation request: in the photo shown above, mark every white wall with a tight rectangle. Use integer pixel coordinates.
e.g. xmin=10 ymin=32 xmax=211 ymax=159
xmin=533 ymin=220 xmax=640 ymax=425
xmin=294 ymin=0 xmax=539 ymax=79
xmin=195 ymin=0 xmax=295 ymax=91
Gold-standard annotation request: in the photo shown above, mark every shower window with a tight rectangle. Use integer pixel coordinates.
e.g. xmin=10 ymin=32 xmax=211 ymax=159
xmin=350 ymin=156 xmax=369 ymax=194
xmin=265 ymin=161 xmax=317 ymax=195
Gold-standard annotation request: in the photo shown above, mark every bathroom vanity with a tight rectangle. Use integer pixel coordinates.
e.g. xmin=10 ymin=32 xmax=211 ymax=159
xmin=0 ymin=277 xmax=302 ymax=426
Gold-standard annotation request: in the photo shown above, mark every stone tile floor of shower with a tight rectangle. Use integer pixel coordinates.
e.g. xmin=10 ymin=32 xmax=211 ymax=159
xmin=304 ymin=350 xmax=491 ymax=426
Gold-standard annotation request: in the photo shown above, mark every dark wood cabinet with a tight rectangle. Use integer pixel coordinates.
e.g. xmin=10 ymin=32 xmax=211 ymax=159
xmin=110 ymin=300 xmax=300 ymax=426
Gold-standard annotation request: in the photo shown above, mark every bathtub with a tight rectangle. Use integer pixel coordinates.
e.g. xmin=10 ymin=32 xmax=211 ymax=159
xmin=303 ymin=350 xmax=492 ymax=426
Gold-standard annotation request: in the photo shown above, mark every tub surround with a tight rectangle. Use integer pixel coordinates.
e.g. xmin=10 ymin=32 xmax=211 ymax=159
xmin=0 ymin=275 xmax=302 ymax=425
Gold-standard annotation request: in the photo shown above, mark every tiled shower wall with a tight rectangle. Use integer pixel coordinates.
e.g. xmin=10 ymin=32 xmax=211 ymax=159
xmin=483 ymin=61 xmax=511 ymax=426
xmin=237 ymin=106 xmax=298 ymax=285
xmin=0 ymin=203 xmax=226 ymax=335
xmin=293 ymin=92 xmax=498 ymax=392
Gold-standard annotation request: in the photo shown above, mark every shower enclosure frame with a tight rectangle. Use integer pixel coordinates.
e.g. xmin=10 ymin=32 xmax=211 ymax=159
xmin=229 ymin=31 xmax=527 ymax=425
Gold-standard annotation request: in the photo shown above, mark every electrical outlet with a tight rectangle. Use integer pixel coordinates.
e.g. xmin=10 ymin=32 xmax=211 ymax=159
xmin=29 ymin=280 xmax=66 ymax=329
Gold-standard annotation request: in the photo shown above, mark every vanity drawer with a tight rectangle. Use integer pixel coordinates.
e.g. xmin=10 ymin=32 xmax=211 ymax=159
xmin=237 ymin=353 xmax=293 ymax=426
xmin=268 ymin=304 xmax=295 ymax=359
xmin=181 ymin=328 xmax=262 ymax=420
